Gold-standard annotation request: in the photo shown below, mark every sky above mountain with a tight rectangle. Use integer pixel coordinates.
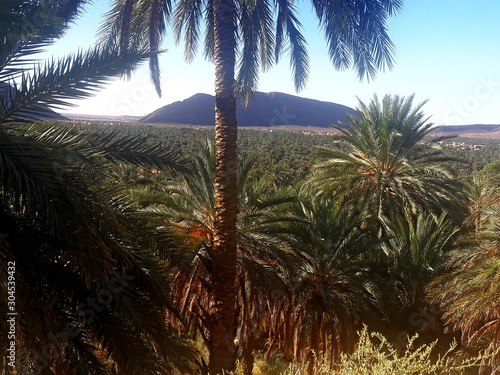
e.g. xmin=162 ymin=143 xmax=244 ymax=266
xmin=39 ymin=0 xmax=500 ymax=125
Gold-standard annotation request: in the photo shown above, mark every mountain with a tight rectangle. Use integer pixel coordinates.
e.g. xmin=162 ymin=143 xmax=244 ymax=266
xmin=431 ymin=124 xmax=500 ymax=139
xmin=139 ymin=92 xmax=357 ymax=127
xmin=432 ymin=124 xmax=500 ymax=134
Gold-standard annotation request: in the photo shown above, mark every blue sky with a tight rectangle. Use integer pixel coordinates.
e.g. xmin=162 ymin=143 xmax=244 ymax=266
xmin=41 ymin=0 xmax=500 ymax=125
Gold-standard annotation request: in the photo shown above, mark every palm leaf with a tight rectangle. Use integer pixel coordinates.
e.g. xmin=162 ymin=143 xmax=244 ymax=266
xmin=1 ymin=46 xmax=155 ymax=122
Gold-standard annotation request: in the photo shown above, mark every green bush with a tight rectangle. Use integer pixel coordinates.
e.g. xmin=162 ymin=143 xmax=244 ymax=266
xmin=280 ymin=327 xmax=493 ymax=375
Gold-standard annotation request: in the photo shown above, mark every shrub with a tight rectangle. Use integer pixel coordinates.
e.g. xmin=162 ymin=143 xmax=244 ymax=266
xmin=281 ymin=327 xmax=493 ymax=375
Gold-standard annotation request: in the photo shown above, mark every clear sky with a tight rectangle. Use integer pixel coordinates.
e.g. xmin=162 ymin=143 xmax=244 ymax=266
xmin=40 ymin=0 xmax=500 ymax=125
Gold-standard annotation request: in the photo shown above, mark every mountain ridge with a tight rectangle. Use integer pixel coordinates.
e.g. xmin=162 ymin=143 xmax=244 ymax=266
xmin=137 ymin=91 xmax=499 ymax=138
xmin=140 ymin=91 xmax=357 ymax=127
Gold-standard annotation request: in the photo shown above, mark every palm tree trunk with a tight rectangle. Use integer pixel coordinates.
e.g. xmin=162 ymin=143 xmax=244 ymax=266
xmin=306 ymin=312 xmax=322 ymax=375
xmin=208 ymin=0 xmax=238 ymax=372
xmin=241 ymin=343 xmax=255 ymax=375
xmin=55 ymin=361 xmax=64 ymax=375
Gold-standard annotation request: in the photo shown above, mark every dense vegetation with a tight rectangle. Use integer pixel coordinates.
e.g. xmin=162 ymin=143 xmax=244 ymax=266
xmin=0 ymin=1 xmax=194 ymax=373
xmin=32 ymin=111 xmax=497 ymax=375
xmin=99 ymin=0 xmax=404 ymax=368
xmin=81 ymin=121 xmax=500 ymax=182
xmin=2 ymin=1 xmax=500 ymax=374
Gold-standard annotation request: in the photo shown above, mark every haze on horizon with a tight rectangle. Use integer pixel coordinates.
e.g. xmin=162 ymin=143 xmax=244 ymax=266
xmin=40 ymin=0 xmax=500 ymax=126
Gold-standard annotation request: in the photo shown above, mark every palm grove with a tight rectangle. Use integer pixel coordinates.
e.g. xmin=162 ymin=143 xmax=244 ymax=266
xmin=1 ymin=1 xmax=500 ymax=375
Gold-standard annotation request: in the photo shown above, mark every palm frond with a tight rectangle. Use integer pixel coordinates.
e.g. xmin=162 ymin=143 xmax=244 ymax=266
xmin=90 ymin=131 xmax=188 ymax=173
xmin=309 ymin=94 xmax=465 ymax=229
xmin=148 ymin=0 xmax=170 ymax=95
xmin=98 ymin=0 xmax=171 ymax=95
xmin=1 ymin=46 xmax=155 ymax=122
xmin=427 ymin=227 xmax=500 ymax=361
xmin=174 ymin=0 xmax=203 ymax=63
xmin=0 ymin=3 xmax=197 ymax=372
xmin=312 ymin=0 xmax=402 ymax=81
xmin=203 ymin=0 xmax=216 ymax=61
xmin=0 ymin=0 xmax=90 ymax=74
xmin=236 ymin=0 xmax=275 ymax=105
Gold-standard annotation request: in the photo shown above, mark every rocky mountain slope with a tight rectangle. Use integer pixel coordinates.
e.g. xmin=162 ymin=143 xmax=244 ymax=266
xmin=140 ymin=92 xmax=357 ymax=127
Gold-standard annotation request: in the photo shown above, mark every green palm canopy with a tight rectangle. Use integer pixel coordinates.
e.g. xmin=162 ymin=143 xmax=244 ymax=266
xmin=310 ymin=94 xmax=466 ymax=228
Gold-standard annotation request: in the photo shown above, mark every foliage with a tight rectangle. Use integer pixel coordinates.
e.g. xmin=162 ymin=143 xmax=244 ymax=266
xmin=479 ymin=160 xmax=500 ymax=182
xmin=73 ymin=122 xmax=500 ymax=190
xmin=282 ymin=326 xmax=492 ymax=375
xmin=253 ymin=353 xmax=289 ymax=375
xmin=438 ymin=138 xmax=500 ymax=175
xmin=0 ymin=2 xmax=194 ymax=374
xmin=463 ymin=173 xmax=500 ymax=234
xmin=99 ymin=0 xmax=403 ymax=101
xmin=427 ymin=216 xmax=500 ymax=372
xmin=310 ymin=94 xmax=465 ymax=220
xmin=3 ymin=1 xmax=500 ymax=373
xmin=59 ymin=122 xmax=500 ymax=374
xmin=5 ymin=119 xmax=497 ymax=373
xmin=136 ymin=141 xmax=294 ymax=373
xmin=274 ymin=195 xmax=384 ymax=370
xmin=0 ymin=131 xmax=194 ymax=373
xmin=384 ymin=212 xmax=460 ymax=310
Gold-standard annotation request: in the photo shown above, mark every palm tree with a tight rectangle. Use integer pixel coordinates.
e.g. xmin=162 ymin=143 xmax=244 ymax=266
xmin=275 ymin=195 xmax=383 ymax=374
xmin=384 ymin=212 xmax=459 ymax=313
xmin=139 ymin=141 xmax=294 ymax=374
xmin=427 ymin=217 xmax=500 ymax=374
xmin=463 ymin=173 xmax=500 ymax=235
xmin=99 ymin=1 xmax=404 ymax=371
xmin=0 ymin=2 xmax=195 ymax=373
xmin=309 ymin=94 xmax=465 ymax=232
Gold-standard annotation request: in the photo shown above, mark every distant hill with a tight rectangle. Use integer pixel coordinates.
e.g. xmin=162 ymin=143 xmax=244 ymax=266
xmin=138 ymin=92 xmax=499 ymax=138
xmin=433 ymin=124 xmax=500 ymax=134
xmin=140 ymin=92 xmax=357 ymax=127
xmin=66 ymin=114 xmax=142 ymax=122
xmin=0 ymin=83 xmax=67 ymax=120
xmin=432 ymin=124 xmax=500 ymax=139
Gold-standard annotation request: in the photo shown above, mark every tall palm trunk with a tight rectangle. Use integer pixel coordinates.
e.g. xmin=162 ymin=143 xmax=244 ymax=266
xmin=306 ymin=312 xmax=322 ymax=375
xmin=208 ymin=0 xmax=238 ymax=372
xmin=241 ymin=340 xmax=255 ymax=375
